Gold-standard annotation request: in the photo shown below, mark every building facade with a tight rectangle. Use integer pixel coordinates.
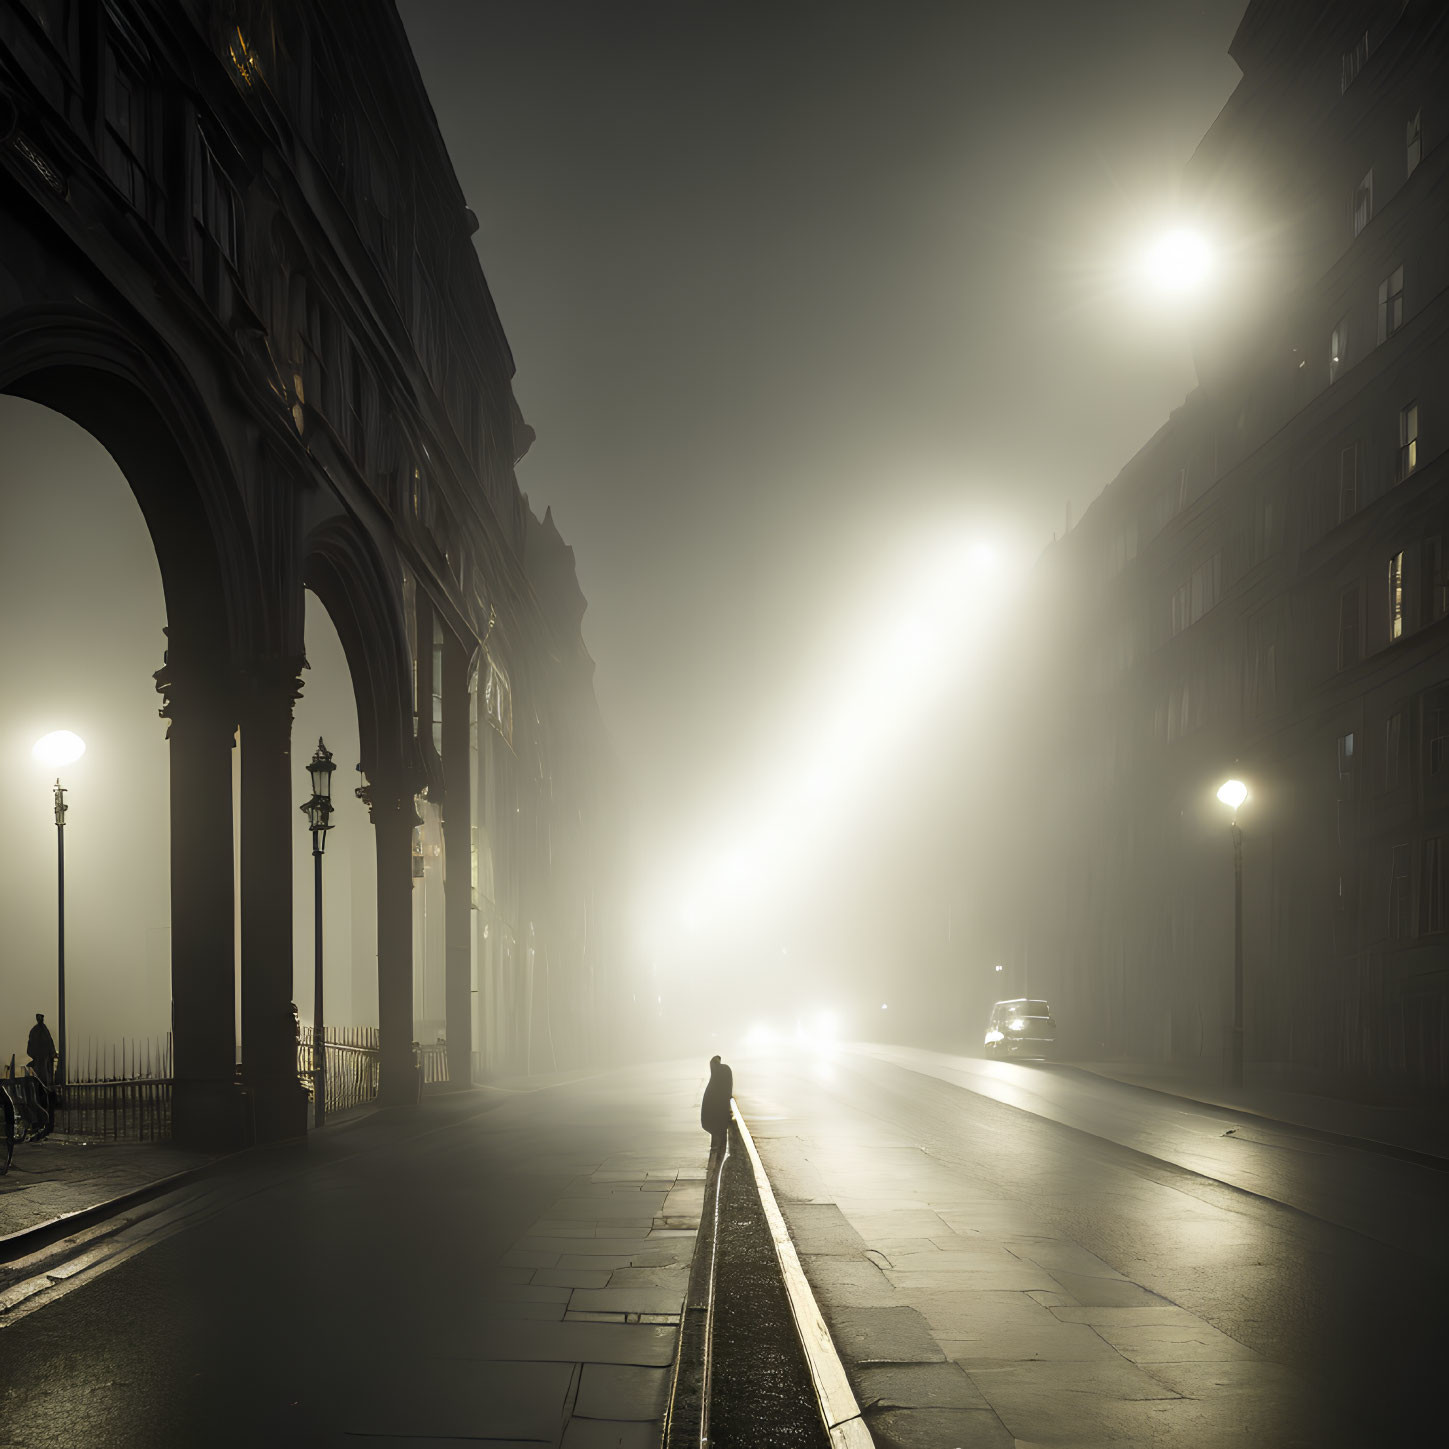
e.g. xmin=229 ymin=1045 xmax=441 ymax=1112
xmin=994 ymin=0 xmax=1449 ymax=1093
xmin=0 ymin=0 xmax=614 ymax=1143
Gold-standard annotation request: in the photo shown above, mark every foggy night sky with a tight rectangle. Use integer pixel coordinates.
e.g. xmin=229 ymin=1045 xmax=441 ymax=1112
xmin=0 ymin=3 xmax=1251 ymax=1054
xmin=399 ymin=0 xmax=1246 ymax=878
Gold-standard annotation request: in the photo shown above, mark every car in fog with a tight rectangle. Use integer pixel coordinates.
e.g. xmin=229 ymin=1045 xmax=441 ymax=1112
xmin=984 ymin=998 xmax=1056 ymax=1058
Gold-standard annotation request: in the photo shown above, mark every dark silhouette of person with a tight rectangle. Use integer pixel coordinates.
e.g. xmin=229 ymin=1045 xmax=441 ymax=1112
xmin=27 ymin=1014 xmax=56 ymax=1085
xmin=701 ymin=1054 xmax=733 ymax=1156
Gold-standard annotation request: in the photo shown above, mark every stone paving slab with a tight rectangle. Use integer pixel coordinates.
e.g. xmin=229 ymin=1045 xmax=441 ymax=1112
xmin=0 ymin=1137 xmax=215 ymax=1242
xmin=574 ymin=1363 xmax=670 ymax=1420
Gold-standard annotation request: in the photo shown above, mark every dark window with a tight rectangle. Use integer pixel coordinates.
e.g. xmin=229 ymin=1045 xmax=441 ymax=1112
xmin=1428 ymin=707 xmax=1447 ymax=777
xmin=1385 ymin=710 xmax=1404 ymax=790
xmin=1341 ymin=31 xmax=1370 ymax=93
xmin=1425 ymin=538 xmax=1446 ymax=623
xmin=1379 ymin=267 xmax=1405 ymax=343
xmin=192 ymin=128 xmax=238 ymax=267
xmin=1397 ymin=403 xmax=1418 ymax=480
xmin=1338 ymin=586 xmax=1359 ymax=669
xmin=1352 ymin=170 xmax=1373 ymax=236
xmin=1389 ymin=844 xmax=1411 ymax=939
xmin=1338 ymin=444 xmax=1358 ymax=522
xmin=103 ymin=50 xmax=148 ymax=213
xmin=1424 ymin=839 xmax=1446 ymax=934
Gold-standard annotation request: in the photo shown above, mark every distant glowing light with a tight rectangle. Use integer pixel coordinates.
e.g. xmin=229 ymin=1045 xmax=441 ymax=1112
xmin=994 ymin=963 xmax=1004 ymax=973
xmin=1217 ymin=778 xmax=1248 ymax=812
xmin=745 ymin=1022 xmax=777 ymax=1049
xmin=880 ymin=1003 xmax=888 ymax=1011
xmin=33 ymin=731 xmax=86 ymax=768
xmin=1140 ymin=228 xmax=1213 ymax=295
xmin=1009 ymin=1018 xmax=1026 ymax=1031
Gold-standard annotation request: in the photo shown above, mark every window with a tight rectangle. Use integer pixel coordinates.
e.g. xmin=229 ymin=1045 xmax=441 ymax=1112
xmin=1389 ymin=843 xmax=1411 ymax=939
xmin=484 ymin=657 xmax=513 ymax=746
xmin=1338 ymin=443 xmax=1359 ymax=521
xmin=431 ymin=613 xmax=444 ymax=757
xmin=1170 ymin=581 xmax=1190 ymax=638
xmin=1424 ymin=839 xmax=1446 ymax=934
xmin=1385 ymin=710 xmax=1405 ymax=790
xmin=1407 ymin=110 xmax=1422 ymax=177
xmin=1329 ymin=319 xmax=1348 ymax=382
xmin=103 ymin=50 xmax=148 ymax=213
xmin=1341 ymin=31 xmax=1369 ymax=92
xmin=1398 ymin=403 xmax=1418 ymax=480
xmin=192 ymin=127 xmax=238 ymax=266
xmin=1428 ymin=706 xmax=1447 ymax=777
xmin=1427 ymin=537 xmax=1448 ymax=622
xmin=1338 ymin=586 xmax=1359 ymax=669
xmin=1352 ymin=170 xmax=1373 ymax=236
xmin=1378 ymin=266 xmax=1404 ymax=342
xmin=1338 ymin=730 xmax=1356 ymax=777
xmin=1389 ymin=551 xmax=1405 ymax=638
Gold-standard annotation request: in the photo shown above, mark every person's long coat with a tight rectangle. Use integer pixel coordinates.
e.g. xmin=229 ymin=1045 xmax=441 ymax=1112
xmin=701 ymin=1058 xmax=733 ymax=1135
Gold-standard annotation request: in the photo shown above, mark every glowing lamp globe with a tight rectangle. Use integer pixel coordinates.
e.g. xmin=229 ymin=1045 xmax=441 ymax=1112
xmin=33 ymin=731 xmax=86 ymax=768
xmin=1216 ymin=779 xmax=1248 ymax=811
xmin=1142 ymin=229 xmax=1213 ymax=294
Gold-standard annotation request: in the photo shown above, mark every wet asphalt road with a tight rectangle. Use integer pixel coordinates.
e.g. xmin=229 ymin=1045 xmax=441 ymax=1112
xmin=740 ymin=1043 xmax=1448 ymax=1447
xmin=0 ymin=1051 xmax=1442 ymax=1447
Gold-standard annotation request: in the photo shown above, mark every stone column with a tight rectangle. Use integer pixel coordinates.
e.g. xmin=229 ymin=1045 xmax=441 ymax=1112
xmin=442 ymin=635 xmax=474 ymax=1088
xmin=237 ymin=660 xmax=310 ymax=1143
xmin=156 ymin=648 xmax=242 ymax=1149
xmin=368 ymin=777 xmax=419 ymax=1105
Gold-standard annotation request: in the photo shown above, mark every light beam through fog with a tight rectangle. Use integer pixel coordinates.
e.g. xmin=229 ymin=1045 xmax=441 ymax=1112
xmin=661 ymin=531 xmax=1016 ymax=941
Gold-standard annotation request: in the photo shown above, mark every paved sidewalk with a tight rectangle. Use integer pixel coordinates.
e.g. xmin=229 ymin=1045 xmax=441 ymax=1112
xmin=1070 ymin=1059 xmax=1449 ymax=1161
xmin=0 ymin=1135 xmax=216 ymax=1243
xmin=0 ymin=1062 xmax=714 ymax=1449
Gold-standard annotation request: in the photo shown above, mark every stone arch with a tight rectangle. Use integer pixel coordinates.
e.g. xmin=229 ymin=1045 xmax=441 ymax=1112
xmin=0 ymin=308 xmax=264 ymax=1145
xmin=303 ymin=513 xmax=420 ymax=1102
xmin=0 ymin=307 xmax=264 ymax=664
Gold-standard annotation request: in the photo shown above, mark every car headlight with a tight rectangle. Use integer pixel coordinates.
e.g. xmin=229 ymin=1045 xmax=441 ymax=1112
xmin=984 ymin=1030 xmax=1004 ymax=1044
xmin=1009 ymin=1018 xmax=1026 ymax=1031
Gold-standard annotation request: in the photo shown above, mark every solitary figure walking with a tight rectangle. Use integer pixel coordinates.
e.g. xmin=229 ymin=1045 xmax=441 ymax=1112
xmin=701 ymin=1054 xmax=733 ymax=1156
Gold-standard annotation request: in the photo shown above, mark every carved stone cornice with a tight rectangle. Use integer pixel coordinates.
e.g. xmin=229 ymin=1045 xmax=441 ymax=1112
xmin=232 ymin=654 xmax=307 ymax=736
xmin=153 ymin=631 xmax=236 ymax=746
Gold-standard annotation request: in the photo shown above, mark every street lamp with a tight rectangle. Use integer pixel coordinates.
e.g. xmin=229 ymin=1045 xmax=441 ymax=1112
xmin=300 ymin=737 xmax=335 ymax=1128
xmin=32 ymin=731 xmax=85 ymax=1092
xmin=1216 ymin=778 xmax=1249 ymax=1088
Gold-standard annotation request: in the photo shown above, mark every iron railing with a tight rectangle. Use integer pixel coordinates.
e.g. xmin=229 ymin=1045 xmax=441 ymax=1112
xmin=51 ymin=1036 xmax=173 ymax=1142
xmin=298 ymin=1025 xmax=381 ymax=1115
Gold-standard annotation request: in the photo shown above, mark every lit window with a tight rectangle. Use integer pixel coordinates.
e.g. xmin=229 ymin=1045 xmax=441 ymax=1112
xmin=1329 ymin=319 xmax=1348 ymax=382
xmin=1407 ymin=110 xmax=1422 ymax=176
xmin=1338 ymin=443 xmax=1358 ymax=522
xmin=1352 ymin=170 xmax=1373 ymax=236
xmin=1378 ymin=266 xmax=1404 ymax=342
xmin=1398 ymin=403 xmax=1418 ymax=480
xmin=1389 ymin=551 xmax=1405 ymax=639
xmin=1341 ymin=31 xmax=1370 ymax=93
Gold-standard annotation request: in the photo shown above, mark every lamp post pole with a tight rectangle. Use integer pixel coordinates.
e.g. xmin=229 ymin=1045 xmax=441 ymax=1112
xmin=301 ymin=739 xmax=336 ymax=1130
xmin=1216 ymin=778 xmax=1249 ymax=1090
xmin=1231 ymin=821 xmax=1244 ymax=1089
xmin=53 ymin=780 xmax=67 ymax=1090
